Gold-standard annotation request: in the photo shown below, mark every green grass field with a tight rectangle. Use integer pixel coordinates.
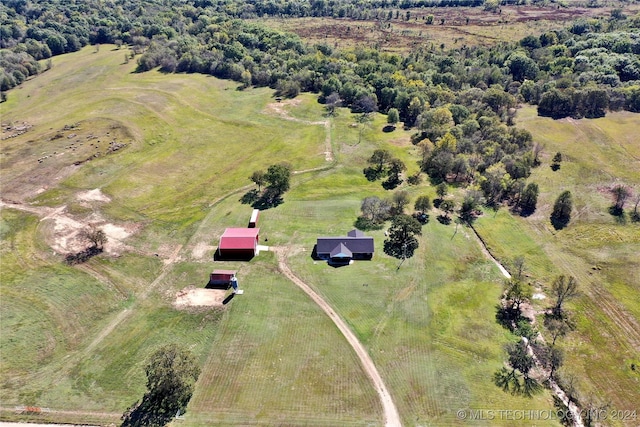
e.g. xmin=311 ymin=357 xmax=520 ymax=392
xmin=1 ymin=45 xmax=638 ymax=427
xmin=474 ymin=106 xmax=640 ymax=421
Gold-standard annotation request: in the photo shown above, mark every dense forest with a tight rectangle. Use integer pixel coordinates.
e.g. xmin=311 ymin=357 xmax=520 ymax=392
xmin=1 ymin=0 xmax=639 ymax=207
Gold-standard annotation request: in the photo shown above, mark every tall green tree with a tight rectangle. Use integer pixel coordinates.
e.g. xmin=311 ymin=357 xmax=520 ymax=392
xmin=457 ymin=190 xmax=484 ymax=225
xmin=250 ymin=170 xmax=266 ymax=191
xmin=391 ymin=190 xmax=410 ymax=214
xmin=387 ymin=108 xmax=399 ymax=125
xmin=550 ymin=190 xmax=572 ymax=230
xmin=265 ymin=163 xmax=292 ymax=195
xmin=494 ymin=340 xmax=541 ymax=397
xmin=122 ymin=344 xmax=201 ymax=426
xmin=383 ymin=214 xmax=422 ymax=259
xmin=414 ymin=195 xmax=432 ymax=215
xmin=518 ymin=182 xmax=539 ymax=216
xmin=383 ymin=158 xmax=406 ymax=189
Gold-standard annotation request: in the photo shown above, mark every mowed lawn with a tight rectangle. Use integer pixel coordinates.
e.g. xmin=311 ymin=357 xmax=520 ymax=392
xmin=1 ymin=44 xmax=367 ymax=423
xmin=475 ymin=106 xmax=640 ymax=416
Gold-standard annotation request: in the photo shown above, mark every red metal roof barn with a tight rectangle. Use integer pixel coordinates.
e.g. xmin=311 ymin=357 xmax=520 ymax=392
xmin=217 ymin=228 xmax=260 ymax=258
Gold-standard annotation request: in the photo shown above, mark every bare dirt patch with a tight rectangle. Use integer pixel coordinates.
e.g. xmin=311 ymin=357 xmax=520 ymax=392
xmin=265 ymin=98 xmax=303 ymax=119
xmin=191 ymin=241 xmax=216 ymax=260
xmin=76 ymin=188 xmax=111 ymax=203
xmin=40 ymin=211 xmax=137 ymax=256
xmin=0 ymin=197 xmax=139 ymax=256
xmin=173 ymin=286 xmax=227 ymax=309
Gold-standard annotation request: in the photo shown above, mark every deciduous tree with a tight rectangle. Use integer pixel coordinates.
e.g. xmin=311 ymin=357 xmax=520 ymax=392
xmin=81 ymin=226 xmax=107 ymax=250
xmin=387 ymin=108 xmax=399 ymax=125
xmin=383 ymin=214 xmax=422 ymax=259
xmin=265 ymin=163 xmax=292 ymax=195
xmin=391 ymin=190 xmax=410 ymax=214
xmin=360 ymin=196 xmax=391 ymax=224
xmin=550 ymin=190 xmax=572 ymax=230
xmin=250 ymin=170 xmax=266 ymax=191
xmin=549 ymin=275 xmax=579 ymax=318
xmin=518 ymin=182 xmax=539 ymax=216
xmin=414 ymin=195 xmax=432 ymax=215
xmin=610 ymin=184 xmax=631 ymax=214
xmin=122 ymin=344 xmax=201 ymax=426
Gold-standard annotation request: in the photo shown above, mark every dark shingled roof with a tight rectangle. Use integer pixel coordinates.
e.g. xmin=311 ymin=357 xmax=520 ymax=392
xmin=317 ymin=230 xmax=374 ymax=256
xmin=330 ymin=243 xmax=353 ymax=258
xmin=347 ymin=229 xmax=365 ymax=238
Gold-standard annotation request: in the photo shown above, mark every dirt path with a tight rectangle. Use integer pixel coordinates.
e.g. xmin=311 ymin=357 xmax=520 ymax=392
xmin=0 ymin=406 xmax=120 ymax=426
xmin=265 ymin=99 xmax=334 ymax=162
xmin=272 ymin=247 xmax=402 ymax=427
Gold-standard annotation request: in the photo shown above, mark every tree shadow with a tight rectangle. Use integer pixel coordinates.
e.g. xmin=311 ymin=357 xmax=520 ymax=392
xmin=608 ymin=206 xmax=627 ymax=224
xmin=121 ymin=395 xmax=175 ymax=427
xmin=518 ymin=206 xmax=536 ymax=217
xmin=550 ymin=214 xmax=569 ymax=230
xmin=251 ymin=191 xmax=283 ymax=210
xmin=239 ymin=189 xmax=259 ymax=205
xmin=608 ymin=205 xmax=624 ymax=217
xmin=493 ymin=368 xmax=542 ymax=398
xmin=382 ymin=176 xmax=402 ymax=190
xmin=495 ymin=304 xmax=525 ymax=332
xmin=413 ymin=213 xmax=429 ymax=225
xmin=64 ymin=246 xmax=102 ymax=265
xmin=436 ymin=215 xmax=451 ymax=225
xmin=383 ymin=239 xmax=417 ymax=260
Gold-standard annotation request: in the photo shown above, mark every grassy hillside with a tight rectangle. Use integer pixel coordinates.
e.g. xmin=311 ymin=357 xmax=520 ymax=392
xmin=2 ymin=44 xmax=638 ymax=427
xmin=474 ymin=106 xmax=640 ymax=420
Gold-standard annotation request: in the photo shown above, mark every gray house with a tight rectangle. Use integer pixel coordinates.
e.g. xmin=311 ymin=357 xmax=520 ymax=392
xmin=316 ymin=229 xmax=374 ymax=263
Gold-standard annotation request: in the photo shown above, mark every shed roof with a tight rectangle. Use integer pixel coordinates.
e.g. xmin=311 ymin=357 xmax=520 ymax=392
xmin=250 ymin=209 xmax=260 ymax=223
xmin=211 ymin=270 xmax=237 ymax=276
xmin=219 ymin=228 xmax=259 ymax=250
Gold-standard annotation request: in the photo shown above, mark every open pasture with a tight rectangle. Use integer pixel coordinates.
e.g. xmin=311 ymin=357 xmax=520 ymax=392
xmin=474 ymin=105 xmax=640 ymax=417
xmin=254 ymin=4 xmax=639 ymax=52
xmin=2 ymin=42 xmax=639 ymax=427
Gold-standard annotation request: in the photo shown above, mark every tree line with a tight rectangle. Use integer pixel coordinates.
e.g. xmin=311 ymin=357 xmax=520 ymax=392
xmin=2 ymin=0 xmax=639 ymax=121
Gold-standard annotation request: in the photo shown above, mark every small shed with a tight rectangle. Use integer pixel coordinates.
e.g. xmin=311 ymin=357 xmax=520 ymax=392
xmin=248 ymin=209 xmax=260 ymax=228
xmin=218 ymin=227 xmax=260 ymax=258
xmin=208 ymin=270 xmax=237 ymax=288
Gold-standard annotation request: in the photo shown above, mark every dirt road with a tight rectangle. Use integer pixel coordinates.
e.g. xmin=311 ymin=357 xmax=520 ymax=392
xmin=272 ymin=247 xmax=402 ymax=427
